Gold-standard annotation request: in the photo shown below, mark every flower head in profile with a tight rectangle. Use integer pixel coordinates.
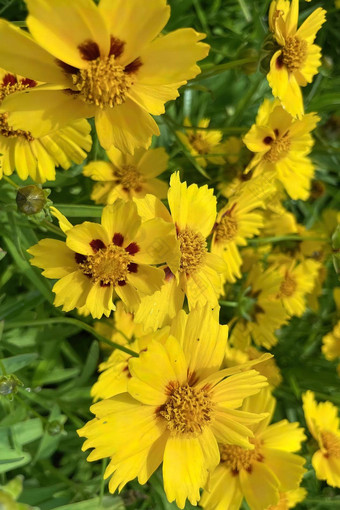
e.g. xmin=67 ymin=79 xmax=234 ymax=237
xmin=0 ymin=1 xmax=209 ymax=152
xmin=0 ymin=69 xmax=91 ymax=183
xmin=78 ymin=305 xmax=272 ymax=509
xmin=133 ymin=172 xmax=227 ymax=331
xmin=243 ymin=98 xmax=319 ymax=200
xmin=302 ymin=391 xmax=340 ymax=488
xmin=212 ymin=175 xmax=275 ymax=283
xmin=83 ymin=145 xmax=168 ymax=205
xmin=28 ymin=203 xmax=179 ymax=318
xmin=200 ymin=388 xmax=306 ymax=510
xmin=176 ymin=118 xmax=224 ymax=168
xmin=267 ymin=0 xmax=326 ymax=117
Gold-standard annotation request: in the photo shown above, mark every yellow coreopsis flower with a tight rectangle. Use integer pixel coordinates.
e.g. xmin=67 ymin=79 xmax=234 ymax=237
xmin=267 ymin=0 xmax=326 ymax=118
xmin=229 ymin=264 xmax=289 ymax=350
xmin=302 ymin=391 xmax=340 ymax=487
xmin=322 ymin=321 xmax=340 ymax=372
xmin=225 ymin=345 xmax=283 ymax=388
xmin=78 ymin=305 xmax=272 ymax=509
xmin=0 ymin=69 xmax=91 ymax=183
xmin=176 ymin=118 xmax=224 ymax=168
xmin=83 ymin=145 xmax=168 ymax=204
xmin=27 ymin=203 xmax=179 ymax=318
xmin=211 ymin=175 xmax=275 ymax=283
xmin=243 ymin=98 xmax=319 ymax=200
xmin=200 ymin=388 xmax=306 ymax=510
xmin=274 ymin=258 xmax=320 ymax=317
xmin=0 ymin=2 xmax=209 ymax=152
xmin=133 ymin=172 xmax=228 ymax=331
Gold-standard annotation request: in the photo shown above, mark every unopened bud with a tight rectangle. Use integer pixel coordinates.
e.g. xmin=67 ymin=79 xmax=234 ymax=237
xmin=16 ymin=185 xmax=47 ymax=216
xmin=46 ymin=420 xmax=64 ymax=436
xmin=0 ymin=375 xmax=23 ymax=397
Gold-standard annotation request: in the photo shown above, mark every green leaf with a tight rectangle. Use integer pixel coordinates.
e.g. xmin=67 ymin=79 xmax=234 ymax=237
xmin=52 ymin=496 xmax=124 ymax=509
xmin=53 ymin=204 xmax=103 ymax=218
xmin=0 ymin=449 xmax=31 ymax=473
xmin=11 ymin=418 xmax=43 ymax=446
xmin=1 ymin=353 xmax=38 ymax=374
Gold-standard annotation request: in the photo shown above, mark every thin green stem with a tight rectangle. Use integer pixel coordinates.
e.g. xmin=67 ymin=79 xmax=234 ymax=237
xmin=192 ymin=0 xmax=210 ymax=35
xmin=219 ymin=300 xmax=238 ymax=308
xmin=192 ymin=58 xmax=258 ymax=82
xmin=237 ymin=0 xmax=252 ymax=22
xmin=3 ymin=176 xmax=19 ymax=189
xmin=99 ymin=458 xmax=108 ymax=503
xmin=4 ymin=318 xmax=138 ymax=357
xmin=249 ymin=235 xmax=328 ymax=245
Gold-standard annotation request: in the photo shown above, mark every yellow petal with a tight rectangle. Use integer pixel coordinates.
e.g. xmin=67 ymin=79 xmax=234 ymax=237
xmin=99 ymin=0 xmax=170 ymax=66
xmin=27 ymin=238 xmax=77 ymax=278
xmin=239 ymin=461 xmax=280 ymax=510
xmin=2 ymin=88 xmax=95 ymax=138
xmin=0 ymin=20 xmax=69 ymax=84
xmin=163 ymin=436 xmax=206 ymax=509
xmin=261 ymin=447 xmax=306 ymax=492
xmin=26 ymin=0 xmax=110 ymax=69
xmin=83 ymin=161 xmax=115 ymax=181
xmin=66 ymin=221 xmax=110 ymax=255
xmin=138 ymin=28 xmax=209 ymax=85
xmin=95 ymin=99 xmax=159 ymax=153
xmin=101 ymin=200 xmax=141 ymax=243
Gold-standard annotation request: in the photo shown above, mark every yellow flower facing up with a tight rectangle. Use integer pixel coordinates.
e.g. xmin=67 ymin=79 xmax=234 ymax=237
xmin=212 ymin=175 xmax=275 ymax=283
xmin=133 ymin=172 xmax=227 ymax=331
xmin=243 ymin=98 xmax=319 ymax=200
xmin=275 ymin=258 xmax=320 ymax=317
xmin=83 ymin=145 xmax=168 ymax=205
xmin=0 ymin=2 xmax=209 ymax=152
xmin=230 ymin=264 xmax=289 ymax=350
xmin=302 ymin=391 xmax=340 ymax=487
xmin=267 ymin=0 xmax=326 ymax=117
xmin=0 ymin=69 xmax=91 ymax=183
xmin=78 ymin=305 xmax=272 ymax=509
xmin=177 ymin=118 xmax=224 ymax=168
xmin=27 ymin=203 xmax=179 ymax=318
xmin=200 ymin=388 xmax=306 ymax=510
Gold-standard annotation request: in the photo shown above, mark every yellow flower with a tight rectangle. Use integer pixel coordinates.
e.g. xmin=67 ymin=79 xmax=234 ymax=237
xmin=200 ymin=388 xmax=306 ymax=510
xmin=27 ymin=203 xmax=179 ymax=318
xmin=302 ymin=391 xmax=340 ymax=487
xmin=0 ymin=69 xmax=91 ymax=183
xmin=225 ymin=345 xmax=282 ymax=388
xmin=176 ymin=118 xmax=224 ymax=168
xmin=91 ymin=301 xmax=169 ymax=401
xmin=83 ymin=145 xmax=168 ymax=204
xmin=243 ymin=98 xmax=319 ymax=200
xmin=78 ymin=305 xmax=272 ymax=509
xmin=275 ymin=258 xmax=320 ymax=317
xmin=230 ymin=264 xmax=289 ymax=350
xmin=322 ymin=321 xmax=340 ymax=366
xmin=211 ymin=175 xmax=275 ymax=283
xmin=267 ymin=0 xmax=326 ymax=117
xmin=267 ymin=488 xmax=307 ymax=510
xmin=0 ymin=3 xmax=209 ymax=152
xmin=133 ymin=172 xmax=227 ymax=331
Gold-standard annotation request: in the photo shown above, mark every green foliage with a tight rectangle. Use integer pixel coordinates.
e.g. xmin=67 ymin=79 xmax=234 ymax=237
xmin=0 ymin=0 xmax=340 ymax=509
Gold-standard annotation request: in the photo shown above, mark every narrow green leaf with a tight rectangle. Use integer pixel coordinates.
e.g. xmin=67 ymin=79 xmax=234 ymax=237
xmin=1 ymin=353 xmax=38 ymax=374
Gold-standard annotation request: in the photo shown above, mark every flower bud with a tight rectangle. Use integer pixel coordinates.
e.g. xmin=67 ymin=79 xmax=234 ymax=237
xmin=0 ymin=375 xmax=23 ymax=397
xmin=16 ymin=185 xmax=47 ymax=216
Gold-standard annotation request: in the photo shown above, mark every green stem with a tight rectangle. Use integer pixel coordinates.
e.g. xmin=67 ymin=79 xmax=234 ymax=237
xmin=192 ymin=58 xmax=258 ymax=82
xmin=3 ymin=176 xmax=19 ymax=189
xmin=249 ymin=235 xmax=328 ymax=245
xmin=99 ymin=458 xmax=108 ymax=503
xmin=219 ymin=300 xmax=238 ymax=308
xmin=4 ymin=318 xmax=138 ymax=357
xmin=237 ymin=0 xmax=252 ymax=22
xmin=192 ymin=0 xmax=210 ymax=35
